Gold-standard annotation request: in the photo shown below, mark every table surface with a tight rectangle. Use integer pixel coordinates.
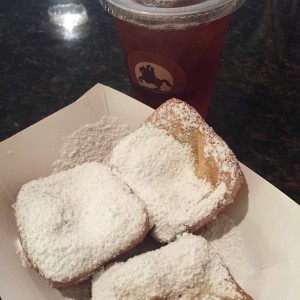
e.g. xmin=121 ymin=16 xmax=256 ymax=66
xmin=0 ymin=0 xmax=299 ymax=204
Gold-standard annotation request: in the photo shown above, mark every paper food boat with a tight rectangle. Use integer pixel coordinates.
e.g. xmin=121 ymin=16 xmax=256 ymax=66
xmin=1 ymin=84 xmax=299 ymax=300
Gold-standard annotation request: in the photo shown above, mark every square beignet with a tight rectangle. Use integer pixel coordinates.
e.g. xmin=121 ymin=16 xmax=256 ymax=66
xmin=14 ymin=162 xmax=149 ymax=287
xmin=92 ymin=234 xmax=252 ymax=300
xmin=110 ymin=99 xmax=244 ymax=243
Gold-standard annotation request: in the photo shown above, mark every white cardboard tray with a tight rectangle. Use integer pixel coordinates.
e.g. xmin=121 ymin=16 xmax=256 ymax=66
xmin=0 ymin=84 xmax=299 ymax=300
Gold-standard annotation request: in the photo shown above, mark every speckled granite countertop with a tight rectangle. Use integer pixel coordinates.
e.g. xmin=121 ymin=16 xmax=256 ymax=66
xmin=0 ymin=0 xmax=299 ymax=203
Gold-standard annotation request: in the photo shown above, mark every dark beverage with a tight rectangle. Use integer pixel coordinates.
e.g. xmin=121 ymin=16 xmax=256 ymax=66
xmin=100 ymin=0 xmax=246 ymax=118
xmin=114 ymin=15 xmax=232 ymax=118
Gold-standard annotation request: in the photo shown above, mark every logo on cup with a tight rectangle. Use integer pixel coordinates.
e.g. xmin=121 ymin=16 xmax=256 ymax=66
xmin=128 ymin=51 xmax=186 ymax=94
xmin=136 ymin=63 xmax=173 ymax=92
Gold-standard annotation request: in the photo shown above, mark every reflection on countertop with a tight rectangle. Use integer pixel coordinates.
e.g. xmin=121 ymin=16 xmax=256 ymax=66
xmin=48 ymin=2 xmax=89 ymax=40
xmin=0 ymin=0 xmax=299 ymax=203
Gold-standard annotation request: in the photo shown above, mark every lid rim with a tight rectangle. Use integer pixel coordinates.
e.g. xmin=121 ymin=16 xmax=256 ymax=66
xmin=100 ymin=0 xmax=246 ymax=28
xmin=101 ymin=0 xmax=242 ymax=14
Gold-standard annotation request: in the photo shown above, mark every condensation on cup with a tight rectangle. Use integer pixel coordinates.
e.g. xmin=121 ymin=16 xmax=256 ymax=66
xmin=99 ymin=0 xmax=246 ymax=118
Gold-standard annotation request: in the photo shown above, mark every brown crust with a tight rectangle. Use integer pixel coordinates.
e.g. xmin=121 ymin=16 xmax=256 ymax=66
xmin=226 ymin=272 xmax=254 ymax=300
xmin=144 ymin=99 xmax=245 ymax=239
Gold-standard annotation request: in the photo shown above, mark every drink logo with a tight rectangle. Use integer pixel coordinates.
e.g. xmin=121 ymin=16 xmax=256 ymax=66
xmin=128 ymin=51 xmax=186 ymax=94
xmin=136 ymin=63 xmax=173 ymax=92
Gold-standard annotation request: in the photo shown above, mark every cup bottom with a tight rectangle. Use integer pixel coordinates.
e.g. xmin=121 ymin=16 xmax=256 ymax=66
xmin=131 ymin=83 xmax=211 ymax=118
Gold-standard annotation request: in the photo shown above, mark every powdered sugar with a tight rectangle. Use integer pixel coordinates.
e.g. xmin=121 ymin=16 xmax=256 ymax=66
xmin=203 ymin=136 xmax=239 ymax=185
xmin=16 ymin=238 xmax=92 ymax=300
xmin=110 ymin=125 xmax=227 ymax=243
xmin=14 ymin=162 xmax=148 ymax=284
xmin=145 ymin=99 xmax=201 ymax=132
xmin=144 ymin=99 xmax=243 ymax=192
xmin=52 ymin=116 xmax=129 ymax=173
xmin=15 ymin=239 xmax=31 ymax=268
xmin=92 ymin=234 xmax=246 ymax=300
xmin=14 ymin=106 xmax=251 ymax=296
xmin=198 ymin=213 xmax=254 ymax=287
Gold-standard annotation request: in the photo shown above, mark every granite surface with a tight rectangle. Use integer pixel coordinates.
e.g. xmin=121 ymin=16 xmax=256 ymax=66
xmin=0 ymin=0 xmax=299 ymax=204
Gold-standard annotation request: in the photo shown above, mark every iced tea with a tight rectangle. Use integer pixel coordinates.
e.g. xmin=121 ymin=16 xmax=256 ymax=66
xmin=114 ymin=15 xmax=232 ymax=118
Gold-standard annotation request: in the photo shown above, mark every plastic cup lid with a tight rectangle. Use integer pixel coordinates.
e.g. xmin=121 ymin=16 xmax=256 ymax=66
xmin=99 ymin=0 xmax=246 ymax=29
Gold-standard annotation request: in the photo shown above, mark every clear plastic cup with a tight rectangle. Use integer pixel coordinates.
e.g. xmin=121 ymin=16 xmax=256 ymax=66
xmin=99 ymin=0 xmax=246 ymax=117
